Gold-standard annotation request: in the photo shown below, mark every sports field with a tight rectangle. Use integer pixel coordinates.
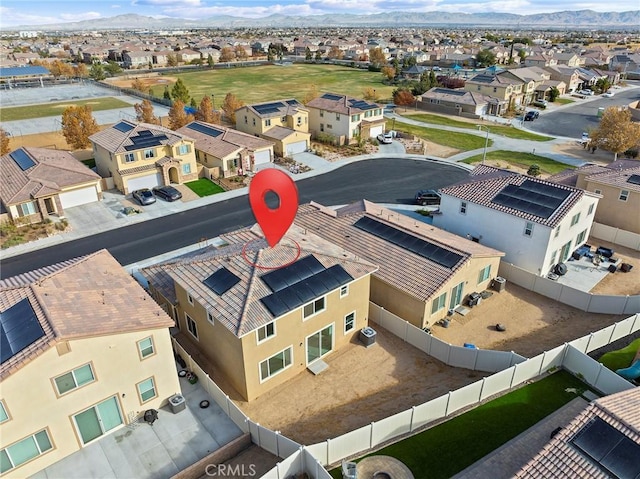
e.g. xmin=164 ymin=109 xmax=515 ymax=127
xmin=1 ymin=97 xmax=132 ymax=121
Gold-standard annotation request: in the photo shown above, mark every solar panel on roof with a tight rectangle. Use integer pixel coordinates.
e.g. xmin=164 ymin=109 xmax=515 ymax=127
xmin=286 ymin=99 xmax=299 ymax=106
xmin=203 ymin=267 xmax=241 ymax=295
xmin=627 ymin=174 xmax=640 ymax=185
xmin=187 ymin=122 xmax=223 ymax=138
xmin=254 ymin=102 xmax=284 ymax=115
xmin=113 ymin=121 xmax=134 ymax=133
xmin=322 ymin=93 xmax=342 ymax=101
xmin=354 ymin=216 xmax=463 ymax=269
xmin=1 ymin=298 xmax=45 ymax=364
xmin=137 ymin=130 xmax=153 ymax=137
xmin=9 ymin=148 xmax=35 ymax=171
xmin=491 ymin=180 xmax=571 ymax=219
xmin=571 ymin=417 xmax=640 ymax=479
xmin=261 ymin=255 xmax=325 ymax=292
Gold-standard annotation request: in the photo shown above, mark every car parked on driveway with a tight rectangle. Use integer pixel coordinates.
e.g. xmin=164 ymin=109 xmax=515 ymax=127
xmin=524 ymin=110 xmax=540 ymax=121
xmin=578 ymin=89 xmax=594 ymax=96
xmin=153 ymin=185 xmax=182 ymax=202
xmin=532 ymin=99 xmax=548 ymax=109
xmin=377 ymin=132 xmax=393 ymax=144
xmin=132 ymin=188 xmax=156 ymax=205
xmin=415 ymin=189 xmax=441 ymax=206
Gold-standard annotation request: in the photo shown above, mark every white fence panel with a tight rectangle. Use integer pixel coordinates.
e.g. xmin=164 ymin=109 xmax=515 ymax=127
xmin=540 ymin=346 xmax=566 ymax=372
xmin=592 ymin=223 xmax=640 ymax=250
xmin=327 ymin=425 xmax=371 ymax=465
xmin=405 ymin=324 xmax=430 ymax=353
xmin=499 ymin=262 xmax=536 ymax=289
xmin=563 ymin=346 xmax=602 ymax=385
xmin=371 ymin=409 xmax=413 ymax=447
xmin=532 ymin=277 xmax=563 ymax=301
xmin=594 ymin=366 xmax=635 ymax=395
xmin=585 ymin=326 xmax=616 ymax=353
xmin=610 ymin=319 xmax=634 ymax=342
xmin=588 ymin=295 xmax=627 ymax=314
xmin=248 ymin=421 xmax=261 ymax=446
xmin=278 ymin=435 xmax=301 ymax=459
xmin=480 ymin=367 xmax=515 ymax=401
xmin=446 ymin=380 xmax=483 ymax=415
xmin=624 ymin=296 xmax=640 ymax=315
xmin=227 ymin=401 xmax=249 ymax=432
xmin=410 ymin=395 xmax=449 ymax=430
xmin=511 ymin=358 xmax=543 ymax=386
xmin=304 ymin=449 xmax=333 ymax=479
xmin=305 ymin=442 xmax=328 ymax=466
xmin=512 ymin=353 xmax=528 ymax=365
xmin=261 ymin=449 xmax=302 ymax=479
xmin=380 ymin=313 xmax=408 ymax=339
xmin=558 ymin=287 xmax=591 ymax=311
xmin=474 ymin=350 xmax=512 ymax=372
xmin=448 ymin=345 xmax=478 ymax=369
xmin=429 ymin=337 xmax=451 ymax=364
xmin=568 ymin=335 xmax=591 ymax=353
xmin=257 ymin=425 xmax=279 ymax=456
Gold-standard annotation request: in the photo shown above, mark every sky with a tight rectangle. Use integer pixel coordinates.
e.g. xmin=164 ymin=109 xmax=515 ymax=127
xmin=1 ymin=0 xmax=638 ymax=28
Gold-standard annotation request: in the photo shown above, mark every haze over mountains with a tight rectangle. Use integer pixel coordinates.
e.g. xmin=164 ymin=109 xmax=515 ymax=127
xmin=5 ymin=10 xmax=640 ymax=31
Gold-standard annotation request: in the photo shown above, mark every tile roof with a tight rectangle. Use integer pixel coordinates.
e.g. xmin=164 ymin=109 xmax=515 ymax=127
xmin=176 ymin=121 xmax=273 ymax=159
xmin=243 ymin=98 xmax=307 ymax=119
xmin=0 ymin=250 xmax=173 ymax=380
xmin=0 ymin=147 xmax=100 ymax=205
xmin=89 ymin=120 xmax=190 ymax=154
xmin=439 ymin=165 xmax=586 ymax=228
xmin=515 ymin=387 xmax=640 ymax=479
xmin=263 ymin=125 xmax=304 ymax=141
xmin=295 ymin=200 xmax=503 ymax=303
xmin=421 ymin=88 xmax=493 ymax=106
xmin=305 ymin=92 xmax=382 ymax=115
xmin=466 ymin=73 xmax=521 ymax=86
xmin=547 ymin=164 xmax=608 ymax=187
xmin=142 ymin=224 xmax=377 ymax=337
xmin=548 ymin=161 xmax=640 ymax=192
xmin=585 ymin=164 xmax=640 ymax=193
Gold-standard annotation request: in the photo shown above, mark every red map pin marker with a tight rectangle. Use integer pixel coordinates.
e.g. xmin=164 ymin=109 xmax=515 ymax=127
xmin=249 ymin=169 xmax=299 ymax=248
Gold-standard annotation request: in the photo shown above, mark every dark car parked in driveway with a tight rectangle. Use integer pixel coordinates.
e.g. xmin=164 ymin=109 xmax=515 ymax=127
xmin=415 ymin=189 xmax=441 ymax=206
xmin=153 ymin=185 xmax=182 ymax=202
xmin=132 ymin=188 xmax=156 ymax=205
xmin=524 ymin=110 xmax=540 ymax=121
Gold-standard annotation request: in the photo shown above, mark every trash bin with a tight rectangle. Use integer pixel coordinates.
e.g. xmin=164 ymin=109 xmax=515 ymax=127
xmin=492 ymin=276 xmax=506 ymax=292
xmin=168 ymin=394 xmax=186 ymax=413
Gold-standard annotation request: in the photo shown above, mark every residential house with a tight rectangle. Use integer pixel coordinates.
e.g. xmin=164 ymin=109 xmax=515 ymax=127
xmin=590 ymin=67 xmax=621 ymax=86
xmin=177 ymin=48 xmax=200 ymax=64
xmin=0 ymin=147 xmax=102 ymax=225
xmin=305 ymin=93 xmax=385 ymax=145
xmin=235 ymin=99 xmax=311 ymax=157
xmin=90 ymin=120 xmax=198 ymax=194
xmin=515 ymin=387 xmax=640 ymax=478
xmin=122 ymin=50 xmax=153 ymax=69
xmin=548 ymin=160 xmax=640 ymax=234
xmin=176 ymin=121 xmax=274 ymax=178
xmin=610 ymin=54 xmax=640 ymax=76
xmin=0 ymin=250 xmax=180 ymax=478
xmin=553 ymin=52 xmax=583 ymax=67
xmin=152 ymin=50 xmax=174 ymax=67
xmin=433 ymin=165 xmax=600 ymax=276
xmin=524 ymin=53 xmax=557 ymax=67
xmin=544 ymin=65 xmax=581 ymax=93
xmin=419 ymin=87 xmax=499 ymax=118
xmin=295 ymin=200 xmax=504 ymax=328
xmin=501 ymin=67 xmax=550 ymax=104
xmin=142 ymin=224 xmax=377 ymax=401
xmin=464 ymin=72 xmax=525 ymax=110
xmin=401 ymin=64 xmax=429 ymax=80
xmin=576 ymin=67 xmax=601 ymax=90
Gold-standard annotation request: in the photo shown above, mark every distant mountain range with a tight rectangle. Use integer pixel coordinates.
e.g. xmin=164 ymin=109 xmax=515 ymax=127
xmin=5 ymin=10 xmax=640 ymax=31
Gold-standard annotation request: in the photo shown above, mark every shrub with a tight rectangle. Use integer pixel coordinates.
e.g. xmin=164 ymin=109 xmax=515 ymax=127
xmin=527 ymin=164 xmax=541 ymax=177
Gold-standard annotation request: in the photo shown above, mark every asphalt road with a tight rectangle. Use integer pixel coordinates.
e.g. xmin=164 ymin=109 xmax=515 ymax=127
xmin=528 ymin=85 xmax=640 ymax=140
xmin=0 ymin=158 xmax=469 ymax=278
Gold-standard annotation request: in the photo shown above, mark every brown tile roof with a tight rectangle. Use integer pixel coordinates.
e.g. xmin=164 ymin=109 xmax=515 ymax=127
xmin=142 ymin=224 xmax=377 ymax=337
xmin=0 ymin=147 xmax=100 ymax=205
xmin=176 ymin=121 xmax=273 ymax=160
xmin=295 ymin=200 xmax=503 ymax=303
xmin=585 ymin=164 xmax=640 ymax=193
xmin=89 ymin=120 xmax=190 ymax=154
xmin=0 ymin=250 xmax=174 ymax=380
xmin=305 ymin=92 xmax=382 ymax=115
xmin=263 ymin=125 xmax=303 ymax=141
xmin=440 ymin=165 xmax=586 ymax=228
xmin=547 ymin=164 xmax=607 ymax=187
xmin=516 ymin=387 xmax=640 ymax=478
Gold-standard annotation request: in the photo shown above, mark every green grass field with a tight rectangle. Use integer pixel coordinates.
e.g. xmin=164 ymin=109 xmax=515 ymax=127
xmin=461 ymin=150 xmax=572 ymax=174
xmin=151 ymin=64 xmax=396 ymax=105
xmin=389 ymin=119 xmax=492 ymax=151
xmin=185 ymin=178 xmax=225 ymax=197
xmin=0 ymin=97 xmax=132 ymax=121
xmin=554 ymin=98 xmax=575 ymax=105
xmin=599 ymin=338 xmax=640 ymax=371
xmin=330 ymin=371 xmax=589 ymax=479
xmin=403 ymin=113 xmax=554 ymax=142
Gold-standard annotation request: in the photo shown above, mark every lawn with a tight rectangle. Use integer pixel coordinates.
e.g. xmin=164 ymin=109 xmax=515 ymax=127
xmin=389 ymin=119 xmax=491 ymax=151
xmin=402 ymin=113 xmax=554 ymax=142
xmin=185 ymin=178 xmax=225 ymax=197
xmin=461 ymin=150 xmax=573 ymax=175
xmin=150 ymin=64 xmax=396 ymax=105
xmin=599 ymin=338 xmax=640 ymax=371
xmin=554 ymin=98 xmax=575 ymax=105
xmin=0 ymin=97 xmax=133 ymax=121
xmin=329 ymin=370 xmax=589 ymax=479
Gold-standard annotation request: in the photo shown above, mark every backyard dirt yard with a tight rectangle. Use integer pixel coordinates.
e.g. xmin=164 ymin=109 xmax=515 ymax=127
xmin=588 ymin=237 xmax=639 ymax=295
xmin=107 ymin=74 xmax=177 ymax=90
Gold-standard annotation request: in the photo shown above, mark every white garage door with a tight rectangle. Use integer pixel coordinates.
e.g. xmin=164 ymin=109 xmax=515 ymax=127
xmin=370 ymin=125 xmax=384 ymax=138
xmin=286 ymin=141 xmax=307 ymax=156
xmin=253 ymin=149 xmax=271 ymax=166
xmin=127 ymin=173 xmax=163 ymax=192
xmin=59 ymin=186 xmax=99 ymax=209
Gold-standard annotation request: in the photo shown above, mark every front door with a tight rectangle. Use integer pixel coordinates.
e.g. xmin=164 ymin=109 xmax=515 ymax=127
xmin=307 ymin=324 xmax=333 ymax=364
xmin=449 ymin=281 xmax=465 ymax=310
xmin=44 ymin=198 xmax=55 ymax=215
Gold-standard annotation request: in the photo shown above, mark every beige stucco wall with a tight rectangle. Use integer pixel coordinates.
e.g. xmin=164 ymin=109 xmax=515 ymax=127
xmin=587 ymin=182 xmax=640 ymax=234
xmin=0 ymin=329 xmax=180 ymax=478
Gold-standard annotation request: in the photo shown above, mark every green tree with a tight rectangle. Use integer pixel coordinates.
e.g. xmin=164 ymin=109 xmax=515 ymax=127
xmin=548 ymin=86 xmax=560 ymax=102
xmin=315 ymin=50 xmax=322 ymax=61
xmin=61 ymin=105 xmax=99 ymax=149
xmin=305 ymin=47 xmax=312 ymax=61
xmin=104 ymin=61 xmax=122 ymax=77
xmin=171 ymin=78 xmax=190 ymax=103
xmin=163 ymin=86 xmax=171 ymax=100
xmin=89 ymin=63 xmax=106 ymax=81
xmin=476 ymin=49 xmax=497 ymax=67
xmin=590 ymin=108 xmax=640 ymax=160
xmin=527 ymin=164 xmax=541 ymax=177
xmin=190 ymin=97 xmax=197 ymax=108
xmin=207 ymin=54 xmax=214 ymax=67
xmin=595 ymin=77 xmax=612 ymax=94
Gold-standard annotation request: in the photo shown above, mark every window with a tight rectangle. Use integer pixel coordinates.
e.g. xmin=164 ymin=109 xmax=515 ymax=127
xmin=576 ymin=229 xmax=587 ymax=245
xmin=137 ymin=337 xmax=154 ymax=359
xmin=570 ymin=213 xmax=581 ymax=227
xmin=257 ymin=321 xmax=275 ymax=343
xmin=477 ymin=265 xmax=491 ymax=284
xmin=588 ymin=203 xmax=594 ymax=215
xmin=460 ymin=201 xmax=467 ymax=214
xmin=54 ymin=363 xmax=95 ymax=395
xmin=0 ymin=430 xmax=53 ymax=473
xmin=182 ymin=163 xmax=191 ymax=174
xmin=477 ymin=85 xmax=481 ymax=91
xmin=73 ymin=396 xmax=122 ymax=445
xmin=187 ymin=293 xmax=194 ymax=305
xmin=17 ymin=201 xmax=37 ymax=217
xmin=524 ymin=221 xmax=534 ymax=237
xmin=144 ymin=149 xmax=155 ymax=159
xmin=594 ymin=189 xmax=602 ymax=195
xmin=186 ymin=313 xmax=198 ymax=339
xmin=0 ymin=401 xmax=9 ymax=424
xmin=260 ymin=347 xmax=292 ymax=381
xmin=554 ymin=225 xmax=561 ymax=238
xmin=303 ymin=297 xmax=325 ymax=319
xmin=549 ymin=250 xmax=558 ymax=267
xmin=320 ymin=123 xmax=324 ymax=132
xmin=244 ymin=116 xmax=247 ymax=124
xmin=351 ymin=114 xmax=360 ymax=121
xmin=297 ymin=117 xmax=302 ymax=125
xmin=206 ymin=311 xmax=215 ymax=324
xmin=340 ymin=285 xmax=349 ymax=298
xmin=178 ymin=144 xmax=190 ymax=155
xmin=124 ymin=153 xmax=135 ymax=163
xmin=431 ymin=292 xmax=447 ymax=314
xmin=252 ymin=118 xmax=256 ymax=126
xmin=307 ymin=324 xmax=333 ymax=364
xmin=559 ymin=240 xmax=572 ymax=262
xmin=336 ymin=114 xmax=340 ymax=120
xmin=619 ymin=190 xmax=629 ymax=201
xmin=320 ymin=111 xmax=324 ymax=117
xmin=344 ymin=312 xmax=355 ymax=333
xmin=493 ymin=87 xmax=497 ymax=93
xmin=137 ymin=377 xmax=157 ymax=403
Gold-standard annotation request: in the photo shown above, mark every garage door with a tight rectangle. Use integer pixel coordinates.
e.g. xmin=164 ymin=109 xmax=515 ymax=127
xmin=370 ymin=125 xmax=384 ymax=138
xmin=127 ymin=173 xmax=163 ymax=192
xmin=59 ymin=186 xmax=99 ymax=209
xmin=253 ymin=149 xmax=271 ymax=166
xmin=286 ymin=141 xmax=307 ymax=156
